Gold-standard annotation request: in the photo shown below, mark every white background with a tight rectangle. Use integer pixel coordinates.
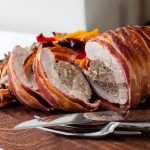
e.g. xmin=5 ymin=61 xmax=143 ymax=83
xmin=0 ymin=0 xmax=149 ymax=34
xmin=0 ymin=0 xmax=150 ymax=59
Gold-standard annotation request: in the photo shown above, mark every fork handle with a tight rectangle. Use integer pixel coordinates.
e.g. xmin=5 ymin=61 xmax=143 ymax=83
xmin=118 ymin=122 xmax=150 ymax=134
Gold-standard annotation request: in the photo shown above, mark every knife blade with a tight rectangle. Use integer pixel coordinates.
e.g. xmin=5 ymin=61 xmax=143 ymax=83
xmin=14 ymin=110 xmax=150 ymax=130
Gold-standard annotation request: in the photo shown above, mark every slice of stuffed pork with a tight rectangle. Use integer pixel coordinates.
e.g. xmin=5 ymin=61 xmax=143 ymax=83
xmin=7 ymin=46 xmax=50 ymax=110
xmin=33 ymin=46 xmax=100 ymax=112
xmin=84 ymin=25 xmax=150 ymax=109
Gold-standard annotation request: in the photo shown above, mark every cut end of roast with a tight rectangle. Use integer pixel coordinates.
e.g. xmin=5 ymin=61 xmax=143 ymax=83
xmin=85 ymin=41 xmax=129 ymax=105
xmin=41 ymin=48 xmax=92 ymax=102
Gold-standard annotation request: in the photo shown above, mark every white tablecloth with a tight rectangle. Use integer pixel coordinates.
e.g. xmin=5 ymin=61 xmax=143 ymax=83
xmin=0 ymin=30 xmax=35 ymax=59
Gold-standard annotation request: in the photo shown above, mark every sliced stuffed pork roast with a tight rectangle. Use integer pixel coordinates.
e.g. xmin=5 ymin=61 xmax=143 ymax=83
xmin=2 ymin=26 xmax=150 ymax=111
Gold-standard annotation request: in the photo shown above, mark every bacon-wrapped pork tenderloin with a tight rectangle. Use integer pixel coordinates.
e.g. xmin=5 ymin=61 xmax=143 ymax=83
xmin=84 ymin=25 xmax=150 ymax=109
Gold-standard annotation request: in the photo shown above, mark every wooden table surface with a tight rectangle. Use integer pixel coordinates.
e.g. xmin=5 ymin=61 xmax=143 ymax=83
xmin=0 ymin=105 xmax=150 ymax=150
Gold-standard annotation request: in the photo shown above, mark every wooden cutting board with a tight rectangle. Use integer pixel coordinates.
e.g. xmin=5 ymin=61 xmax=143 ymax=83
xmin=0 ymin=104 xmax=150 ymax=150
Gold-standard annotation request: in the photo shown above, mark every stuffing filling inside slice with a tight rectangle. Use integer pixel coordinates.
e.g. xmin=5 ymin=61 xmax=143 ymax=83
xmin=41 ymin=48 xmax=92 ymax=102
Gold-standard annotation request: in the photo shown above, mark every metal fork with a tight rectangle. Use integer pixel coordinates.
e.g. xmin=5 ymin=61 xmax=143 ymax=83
xmin=33 ymin=115 xmax=150 ymax=138
xmin=37 ymin=122 xmax=142 ymax=138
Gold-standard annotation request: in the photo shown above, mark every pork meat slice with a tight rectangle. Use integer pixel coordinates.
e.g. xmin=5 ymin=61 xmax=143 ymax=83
xmin=33 ymin=46 xmax=100 ymax=111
